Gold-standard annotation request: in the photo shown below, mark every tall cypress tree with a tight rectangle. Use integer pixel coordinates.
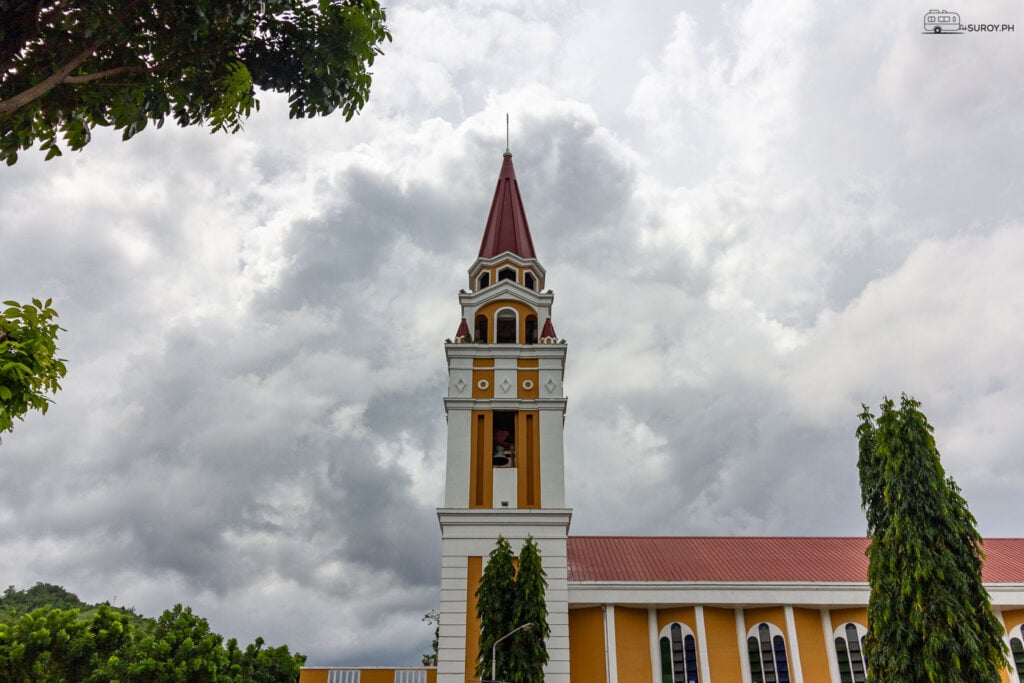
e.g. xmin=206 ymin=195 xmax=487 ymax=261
xmin=509 ymin=536 xmax=550 ymax=683
xmin=476 ymin=535 xmax=516 ymax=682
xmin=857 ymin=395 xmax=1007 ymax=682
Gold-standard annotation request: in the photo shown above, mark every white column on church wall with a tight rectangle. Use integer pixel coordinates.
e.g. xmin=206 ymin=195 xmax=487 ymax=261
xmin=648 ymin=608 xmax=660 ymax=683
xmin=604 ymin=605 xmax=618 ymax=683
xmin=735 ymin=608 xmax=751 ymax=683
xmin=538 ymin=406 xmax=565 ymax=507
xmin=540 ymin=536 xmax=570 ymax=682
xmin=784 ymin=605 xmax=804 ymax=683
xmin=695 ymin=604 xmax=713 ymax=683
xmin=436 ymin=550 xmax=467 ymax=683
xmin=443 ymin=407 xmax=471 ymax=508
xmin=820 ymin=609 xmax=841 ymax=683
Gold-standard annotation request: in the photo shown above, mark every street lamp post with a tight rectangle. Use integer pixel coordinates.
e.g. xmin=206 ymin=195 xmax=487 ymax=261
xmin=490 ymin=622 xmax=534 ymax=683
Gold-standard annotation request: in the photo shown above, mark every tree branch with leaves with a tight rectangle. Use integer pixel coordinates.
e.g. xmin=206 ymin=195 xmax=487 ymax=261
xmin=0 ymin=0 xmax=391 ymax=164
xmin=0 ymin=299 xmax=67 ymax=439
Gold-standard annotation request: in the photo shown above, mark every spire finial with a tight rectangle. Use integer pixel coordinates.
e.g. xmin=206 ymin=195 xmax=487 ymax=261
xmin=505 ymin=113 xmax=510 ymax=155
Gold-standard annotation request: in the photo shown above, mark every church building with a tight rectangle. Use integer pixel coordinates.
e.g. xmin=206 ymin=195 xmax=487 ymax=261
xmin=300 ymin=152 xmax=1024 ymax=683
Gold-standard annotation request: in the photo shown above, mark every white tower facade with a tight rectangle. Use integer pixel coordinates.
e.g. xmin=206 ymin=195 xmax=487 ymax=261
xmin=436 ymin=152 xmax=572 ymax=682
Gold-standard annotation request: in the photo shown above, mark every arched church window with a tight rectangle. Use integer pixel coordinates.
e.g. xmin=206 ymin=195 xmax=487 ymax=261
xmin=477 ymin=272 xmax=490 ymax=290
xmin=747 ymin=623 xmax=789 ymax=683
xmin=1010 ymin=623 xmax=1024 ymax=682
xmin=659 ymin=622 xmax=699 ymax=683
xmin=525 ymin=315 xmax=537 ymax=344
xmin=833 ymin=622 xmax=868 ymax=683
xmin=496 ymin=309 xmax=517 ymax=343
xmin=475 ymin=314 xmax=488 ymax=343
xmin=498 ymin=267 xmax=516 ymax=283
xmin=524 ymin=272 xmax=536 ymax=290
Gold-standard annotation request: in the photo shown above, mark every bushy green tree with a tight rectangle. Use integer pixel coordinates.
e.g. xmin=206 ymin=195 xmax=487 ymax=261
xmin=476 ymin=535 xmax=550 ymax=683
xmin=114 ymin=603 xmax=230 ymax=681
xmin=857 ymin=394 xmax=1007 ymax=683
xmin=0 ymin=585 xmax=304 ymax=683
xmin=476 ymin=535 xmax=516 ymax=682
xmin=0 ymin=299 xmax=67 ymax=439
xmin=1 ymin=583 xmax=86 ymax=615
xmin=0 ymin=605 xmax=133 ymax=682
xmin=509 ymin=536 xmax=549 ymax=683
xmin=0 ymin=0 xmax=391 ymax=164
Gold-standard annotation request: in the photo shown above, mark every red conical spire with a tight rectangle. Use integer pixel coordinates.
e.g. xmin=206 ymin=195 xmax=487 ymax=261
xmin=478 ymin=153 xmax=536 ymax=259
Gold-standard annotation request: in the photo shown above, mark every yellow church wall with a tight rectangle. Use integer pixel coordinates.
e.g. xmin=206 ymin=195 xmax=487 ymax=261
xmin=298 ymin=670 xmax=326 ymax=683
xmin=704 ymin=607 xmax=743 ymax=682
xmin=516 ymin=411 xmax=540 ymax=508
xmin=657 ymin=606 xmax=696 ymax=633
xmin=472 ymin=370 xmax=494 ymax=398
xmin=615 ymin=607 xmax=653 ymax=683
xmin=569 ymin=607 xmax=607 ymax=682
xmin=472 ymin=358 xmax=495 ymax=367
xmin=793 ymin=607 xmax=831 ymax=682
xmin=465 ymin=556 xmax=482 ymax=681
xmin=517 ymin=358 xmax=539 ymax=367
xmin=745 ymin=606 xmax=787 ymax=633
xmin=829 ymin=607 xmax=868 ymax=632
xmin=1003 ymin=608 xmax=1024 ymax=631
xmin=517 ymin=369 xmax=538 ymax=399
xmin=469 ymin=412 xmax=493 ymax=508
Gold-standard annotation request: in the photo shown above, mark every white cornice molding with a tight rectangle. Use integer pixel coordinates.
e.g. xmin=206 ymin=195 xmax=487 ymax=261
xmin=469 ymin=253 xmax=547 ymax=279
xmin=443 ymin=397 xmax=568 ymax=411
xmin=444 ymin=344 xmax=567 ymax=360
xmin=459 ymin=280 xmax=554 ymax=308
xmin=438 ymin=508 xmax=573 ymax=528
xmin=567 ymin=580 xmax=1024 ymax=608
xmin=568 ymin=581 xmax=871 ymax=607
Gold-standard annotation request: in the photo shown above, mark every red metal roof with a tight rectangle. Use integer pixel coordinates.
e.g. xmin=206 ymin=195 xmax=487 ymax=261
xmin=478 ymin=153 xmax=536 ymax=259
xmin=455 ymin=318 xmax=469 ymax=338
xmin=567 ymin=536 xmax=1024 ymax=583
xmin=540 ymin=317 xmax=557 ymax=339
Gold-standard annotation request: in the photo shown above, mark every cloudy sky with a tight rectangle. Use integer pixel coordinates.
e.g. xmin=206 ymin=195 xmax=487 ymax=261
xmin=3 ymin=0 xmax=1024 ymax=667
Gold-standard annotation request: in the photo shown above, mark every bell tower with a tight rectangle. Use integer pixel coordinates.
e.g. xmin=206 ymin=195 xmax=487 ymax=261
xmin=437 ymin=151 xmax=572 ymax=682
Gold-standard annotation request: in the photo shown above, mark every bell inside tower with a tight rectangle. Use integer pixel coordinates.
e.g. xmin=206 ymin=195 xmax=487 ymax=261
xmin=492 ymin=411 xmax=516 ymax=467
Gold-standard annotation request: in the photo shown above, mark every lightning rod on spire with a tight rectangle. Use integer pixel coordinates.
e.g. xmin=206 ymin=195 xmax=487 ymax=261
xmin=505 ymin=113 xmax=510 ymax=154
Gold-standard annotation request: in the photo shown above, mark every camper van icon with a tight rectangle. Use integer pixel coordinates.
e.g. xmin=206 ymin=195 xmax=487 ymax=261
xmin=924 ymin=9 xmax=962 ymax=33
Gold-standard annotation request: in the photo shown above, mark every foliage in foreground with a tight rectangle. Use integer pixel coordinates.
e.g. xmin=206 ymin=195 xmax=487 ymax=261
xmin=475 ymin=535 xmax=550 ymax=683
xmin=857 ymin=395 xmax=1007 ymax=683
xmin=0 ymin=583 xmax=305 ymax=682
xmin=0 ymin=299 xmax=67 ymax=438
xmin=0 ymin=0 xmax=391 ymax=164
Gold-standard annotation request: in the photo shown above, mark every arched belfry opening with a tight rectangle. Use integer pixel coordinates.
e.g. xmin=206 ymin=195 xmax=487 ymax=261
xmin=475 ymin=314 xmax=488 ymax=343
xmin=525 ymin=315 xmax=538 ymax=344
xmin=496 ymin=309 xmax=517 ymax=343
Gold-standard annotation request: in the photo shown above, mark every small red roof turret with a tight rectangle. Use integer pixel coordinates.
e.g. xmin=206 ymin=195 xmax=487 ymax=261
xmin=540 ymin=317 xmax=557 ymax=340
xmin=455 ymin=318 xmax=470 ymax=339
xmin=478 ymin=153 xmax=536 ymax=259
